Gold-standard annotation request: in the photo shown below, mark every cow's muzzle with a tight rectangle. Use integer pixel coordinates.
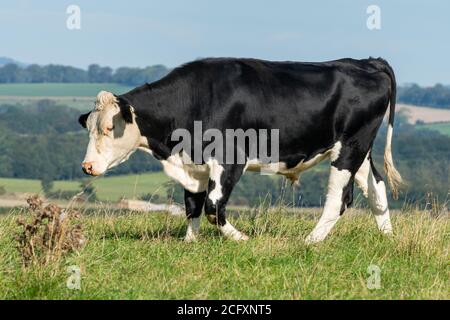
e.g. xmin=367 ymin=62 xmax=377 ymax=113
xmin=81 ymin=161 xmax=99 ymax=176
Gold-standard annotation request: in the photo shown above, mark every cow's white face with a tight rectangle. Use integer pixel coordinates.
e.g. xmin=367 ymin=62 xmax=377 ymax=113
xmin=79 ymin=91 xmax=142 ymax=176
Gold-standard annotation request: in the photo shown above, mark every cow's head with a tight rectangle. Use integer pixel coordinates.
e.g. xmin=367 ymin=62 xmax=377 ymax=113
xmin=78 ymin=91 xmax=142 ymax=176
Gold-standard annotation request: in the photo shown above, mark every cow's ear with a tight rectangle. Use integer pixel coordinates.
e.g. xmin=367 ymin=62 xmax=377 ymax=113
xmin=116 ymin=96 xmax=134 ymax=124
xmin=78 ymin=112 xmax=91 ymax=128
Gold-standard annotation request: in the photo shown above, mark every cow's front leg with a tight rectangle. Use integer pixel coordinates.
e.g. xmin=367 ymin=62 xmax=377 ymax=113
xmin=184 ymin=189 xmax=206 ymax=242
xmin=204 ymin=161 xmax=248 ymax=241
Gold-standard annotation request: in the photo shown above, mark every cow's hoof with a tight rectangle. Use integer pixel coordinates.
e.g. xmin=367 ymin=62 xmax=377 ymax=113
xmin=380 ymin=226 xmax=393 ymax=236
xmin=229 ymin=232 xmax=249 ymax=241
xmin=184 ymin=235 xmax=197 ymax=243
xmin=304 ymin=234 xmax=321 ymax=245
xmin=239 ymin=234 xmax=250 ymax=241
xmin=219 ymin=221 xmax=249 ymax=241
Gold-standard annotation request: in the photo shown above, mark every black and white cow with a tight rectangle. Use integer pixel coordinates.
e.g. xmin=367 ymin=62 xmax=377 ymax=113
xmin=78 ymin=57 xmax=402 ymax=243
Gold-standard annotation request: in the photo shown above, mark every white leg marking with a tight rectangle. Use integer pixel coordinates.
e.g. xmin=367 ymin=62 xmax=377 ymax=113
xmin=184 ymin=217 xmax=201 ymax=242
xmin=355 ymin=155 xmax=370 ymax=198
xmin=219 ymin=220 xmax=249 ymax=241
xmin=305 ymin=166 xmax=352 ymax=244
xmin=368 ymin=169 xmax=393 ymax=234
xmin=206 ymin=159 xmax=224 ymax=204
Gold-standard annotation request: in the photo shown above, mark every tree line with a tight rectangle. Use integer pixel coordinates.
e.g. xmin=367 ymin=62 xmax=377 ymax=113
xmin=0 ymin=63 xmax=170 ymax=86
xmin=1 ymin=62 xmax=450 ymax=109
xmin=398 ymin=83 xmax=450 ymax=109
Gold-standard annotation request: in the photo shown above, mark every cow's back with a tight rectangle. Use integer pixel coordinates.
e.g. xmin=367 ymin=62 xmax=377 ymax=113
xmin=170 ymin=58 xmax=390 ymax=164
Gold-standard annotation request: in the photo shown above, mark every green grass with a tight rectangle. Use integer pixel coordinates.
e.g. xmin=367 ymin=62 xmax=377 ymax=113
xmin=0 ymin=208 xmax=448 ymax=299
xmin=417 ymin=122 xmax=450 ymax=136
xmin=0 ymin=172 xmax=170 ymax=202
xmin=0 ymin=83 xmax=132 ymax=97
xmin=92 ymin=172 xmax=170 ymax=201
xmin=0 ymin=83 xmax=134 ymax=110
xmin=0 ymin=178 xmax=75 ymax=194
xmin=0 ymin=97 xmax=93 ymax=110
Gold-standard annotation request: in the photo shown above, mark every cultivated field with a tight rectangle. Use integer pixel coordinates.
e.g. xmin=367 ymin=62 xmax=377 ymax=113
xmin=0 ymin=172 xmax=170 ymax=203
xmin=0 ymin=207 xmax=448 ymax=299
xmin=397 ymin=104 xmax=450 ymax=124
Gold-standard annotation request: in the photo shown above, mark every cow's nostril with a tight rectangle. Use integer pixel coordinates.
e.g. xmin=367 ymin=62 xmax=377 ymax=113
xmin=82 ymin=162 xmax=94 ymax=174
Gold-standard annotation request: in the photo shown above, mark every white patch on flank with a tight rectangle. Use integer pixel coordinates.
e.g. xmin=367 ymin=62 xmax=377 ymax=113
xmin=219 ymin=221 xmax=249 ymax=241
xmin=184 ymin=217 xmax=201 ymax=242
xmin=160 ymin=152 xmax=209 ymax=193
xmin=206 ymin=159 xmax=224 ymax=204
xmin=368 ymin=169 xmax=393 ymax=234
xmin=305 ymin=166 xmax=352 ymax=244
xmin=244 ymin=141 xmax=343 ymax=184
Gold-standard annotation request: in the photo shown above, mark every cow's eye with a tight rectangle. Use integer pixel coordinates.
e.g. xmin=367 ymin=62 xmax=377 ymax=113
xmin=102 ymin=126 xmax=114 ymax=136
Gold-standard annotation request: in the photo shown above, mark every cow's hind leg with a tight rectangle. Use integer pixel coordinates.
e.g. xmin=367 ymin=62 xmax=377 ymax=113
xmin=355 ymin=155 xmax=393 ymax=234
xmin=184 ymin=189 xmax=206 ymax=242
xmin=305 ymin=143 xmax=370 ymax=244
xmin=305 ymin=165 xmax=353 ymax=244
xmin=204 ymin=161 xmax=248 ymax=241
xmin=367 ymin=159 xmax=393 ymax=234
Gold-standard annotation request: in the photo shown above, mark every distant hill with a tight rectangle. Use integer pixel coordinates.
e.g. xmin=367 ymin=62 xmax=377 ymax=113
xmin=0 ymin=57 xmax=27 ymax=68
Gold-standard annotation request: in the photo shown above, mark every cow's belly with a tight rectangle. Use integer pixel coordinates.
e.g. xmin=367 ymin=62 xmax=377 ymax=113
xmin=159 ymin=142 xmax=341 ymax=191
xmin=161 ymin=154 xmax=209 ymax=193
xmin=245 ymin=142 xmax=341 ymax=182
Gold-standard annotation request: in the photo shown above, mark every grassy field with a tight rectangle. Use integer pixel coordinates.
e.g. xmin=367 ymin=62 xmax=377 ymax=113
xmin=0 ymin=207 xmax=448 ymax=299
xmin=0 ymin=172 xmax=170 ymax=202
xmin=0 ymin=96 xmax=92 ymax=110
xmin=0 ymin=83 xmax=132 ymax=97
xmin=0 ymin=83 xmax=133 ymax=110
xmin=417 ymin=122 xmax=450 ymax=136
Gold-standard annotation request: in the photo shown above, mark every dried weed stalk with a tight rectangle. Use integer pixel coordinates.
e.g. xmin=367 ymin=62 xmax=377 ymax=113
xmin=15 ymin=195 xmax=86 ymax=267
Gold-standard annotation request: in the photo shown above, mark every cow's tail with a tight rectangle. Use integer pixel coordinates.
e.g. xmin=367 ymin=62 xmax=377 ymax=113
xmin=375 ymin=59 xmax=403 ymax=199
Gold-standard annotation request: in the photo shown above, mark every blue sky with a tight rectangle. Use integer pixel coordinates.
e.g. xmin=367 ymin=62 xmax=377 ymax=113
xmin=0 ymin=0 xmax=449 ymax=85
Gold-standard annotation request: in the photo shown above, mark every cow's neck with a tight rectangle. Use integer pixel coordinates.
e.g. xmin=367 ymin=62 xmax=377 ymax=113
xmin=121 ymin=82 xmax=182 ymax=160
